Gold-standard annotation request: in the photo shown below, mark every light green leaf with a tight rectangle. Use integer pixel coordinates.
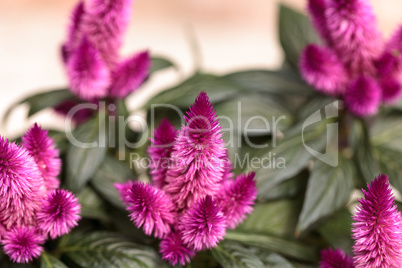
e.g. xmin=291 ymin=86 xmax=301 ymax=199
xmin=61 ymin=232 xmax=166 ymax=268
xmin=66 ymin=112 xmax=108 ymax=192
xmin=296 ymin=156 xmax=354 ymax=234
xmin=41 ymin=252 xmax=68 ymax=268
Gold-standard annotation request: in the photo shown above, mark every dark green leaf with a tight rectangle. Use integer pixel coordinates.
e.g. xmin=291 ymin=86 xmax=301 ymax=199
xmin=318 ymin=208 xmax=353 ymax=254
xmin=278 ymin=5 xmax=320 ymax=69
xmin=212 ymin=241 xmax=294 ymax=268
xmin=91 ymin=156 xmax=134 ymax=208
xmin=76 ymin=187 xmax=110 ymax=221
xmin=41 ymin=252 xmax=68 ymax=268
xmin=214 ymin=94 xmax=292 ymax=136
xmin=236 ymin=200 xmax=302 ymax=239
xmin=66 ymin=112 xmax=108 ymax=192
xmin=297 ymin=156 xmax=354 ymax=234
xmin=150 ymin=57 xmax=175 ymax=73
xmin=3 ymin=89 xmax=74 ymax=125
xmin=224 ymin=231 xmax=318 ymax=262
xmin=260 ymin=170 xmax=309 ymax=200
xmin=61 ymin=232 xmax=166 ymax=268
xmin=223 ymin=70 xmax=313 ymax=95
xmin=144 ymin=73 xmax=242 ymax=109
xmin=254 ymin=120 xmax=329 ymax=199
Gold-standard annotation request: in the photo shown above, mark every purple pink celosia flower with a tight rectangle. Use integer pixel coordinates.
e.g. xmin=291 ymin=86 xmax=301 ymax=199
xmin=301 ymin=0 xmax=402 ymax=116
xmin=352 ymin=174 xmax=402 ymax=267
xmin=61 ymin=0 xmax=150 ymax=101
xmin=319 ymin=174 xmax=402 ymax=267
xmin=0 ymin=124 xmax=81 ymax=263
xmin=319 ymin=248 xmax=354 ymax=268
xmin=116 ymin=92 xmax=258 ymax=265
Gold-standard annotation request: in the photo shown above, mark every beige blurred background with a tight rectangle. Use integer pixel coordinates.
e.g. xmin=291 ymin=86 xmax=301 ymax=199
xmin=0 ymin=0 xmax=401 ymax=136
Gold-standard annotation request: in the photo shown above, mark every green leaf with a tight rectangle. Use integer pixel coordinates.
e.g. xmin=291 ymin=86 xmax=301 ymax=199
xmin=61 ymin=232 xmax=166 ymax=268
xmin=255 ymin=120 xmax=329 ymax=199
xmin=214 ymin=94 xmax=293 ymax=136
xmin=296 ymin=156 xmax=354 ymax=234
xmin=318 ymin=208 xmax=353 ymax=254
xmin=143 ymin=73 xmax=242 ymax=109
xmin=278 ymin=4 xmax=320 ymax=69
xmin=223 ymin=70 xmax=313 ymax=95
xmin=66 ymin=112 xmax=108 ymax=192
xmin=224 ymin=231 xmax=318 ymax=262
xmin=91 ymin=156 xmax=134 ymax=208
xmin=236 ymin=200 xmax=302 ymax=239
xmin=41 ymin=252 xmax=68 ymax=268
xmin=76 ymin=187 xmax=110 ymax=221
xmin=3 ymin=89 xmax=74 ymax=125
xmin=150 ymin=57 xmax=175 ymax=73
xmin=211 ymin=241 xmax=294 ymax=268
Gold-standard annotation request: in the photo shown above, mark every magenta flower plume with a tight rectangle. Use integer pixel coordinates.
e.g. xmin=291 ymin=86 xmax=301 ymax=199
xmin=22 ymin=124 xmax=61 ymax=192
xmin=180 ymin=196 xmax=226 ymax=251
xmin=2 ymin=226 xmax=44 ymax=263
xmin=379 ymin=78 xmax=401 ymax=103
xmin=344 ymin=76 xmax=381 ymax=117
xmin=164 ymin=92 xmax=226 ymax=210
xmin=159 ymin=232 xmax=196 ymax=266
xmin=300 ymin=44 xmax=348 ymax=95
xmin=65 ymin=1 xmax=85 ymax=56
xmin=37 ymin=189 xmax=81 ymax=239
xmin=116 ymin=182 xmax=175 ymax=238
xmin=109 ymin=51 xmax=150 ymax=98
xmin=0 ymin=137 xmax=44 ymax=229
xmin=82 ymin=0 xmax=132 ymax=67
xmin=115 ymin=180 xmax=135 ymax=204
xmin=319 ymin=248 xmax=354 ymax=268
xmin=147 ymin=119 xmax=177 ymax=189
xmin=217 ymin=172 xmax=257 ymax=229
xmin=67 ymin=37 xmax=110 ymax=101
xmin=325 ymin=0 xmax=382 ymax=75
xmin=352 ymin=174 xmax=402 ymax=268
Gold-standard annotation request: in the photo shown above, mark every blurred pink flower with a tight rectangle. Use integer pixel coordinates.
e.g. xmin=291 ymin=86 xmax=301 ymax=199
xmin=319 ymin=248 xmax=354 ymax=268
xmin=159 ymin=231 xmax=195 ymax=266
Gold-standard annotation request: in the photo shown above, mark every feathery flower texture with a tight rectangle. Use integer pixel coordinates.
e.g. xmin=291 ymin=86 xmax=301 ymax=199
xmin=62 ymin=0 xmax=150 ymax=101
xmin=116 ymin=92 xmax=258 ymax=265
xmin=319 ymin=174 xmax=402 ymax=267
xmin=301 ymin=0 xmax=402 ymax=116
xmin=0 ymin=124 xmax=81 ymax=263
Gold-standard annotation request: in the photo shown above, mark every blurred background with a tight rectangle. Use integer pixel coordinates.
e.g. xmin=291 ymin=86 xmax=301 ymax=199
xmin=0 ymin=0 xmax=401 ymax=136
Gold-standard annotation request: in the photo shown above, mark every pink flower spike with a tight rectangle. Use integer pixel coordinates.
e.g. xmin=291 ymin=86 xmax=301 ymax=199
xmin=180 ymin=196 xmax=226 ymax=251
xmin=164 ymin=92 xmax=226 ymax=210
xmin=159 ymin=232 xmax=196 ymax=266
xmin=118 ymin=182 xmax=175 ymax=239
xmin=344 ymin=76 xmax=381 ymax=117
xmin=0 ymin=137 xmax=44 ymax=229
xmin=22 ymin=123 xmax=61 ymax=192
xmin=115 ymin=180 xmax=135 ymax=204
xmin=66 ymin=37 xmax=110 ymax=101
xmin=325 ymin=0 xmax=383 ymax=75
xmin=82 ymin=0 xmax=133 ymax=66
xmin=147 ymin=119 xmax=177 ymax=189
xmin=217 ymin=172 xmax=257 ymax=229
xmin=37 ymin=189 xmax=81 ymax=239
xmin=109 ymin=51 xmax=150 ymax=99
xmin=319 ymin=248 xmax=354 ymax=268
xmin=352 ymin=174 xmax=402 ymax=268
xmin=299 ymin=44 xmax=348 ymax=95
xmin=65 ymin=1 xmax=85 ymax=54
xmin=2 ymin=226 xmax=44 ymax=263
xmin=379 ymin=78 xmax=401 ymax=103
